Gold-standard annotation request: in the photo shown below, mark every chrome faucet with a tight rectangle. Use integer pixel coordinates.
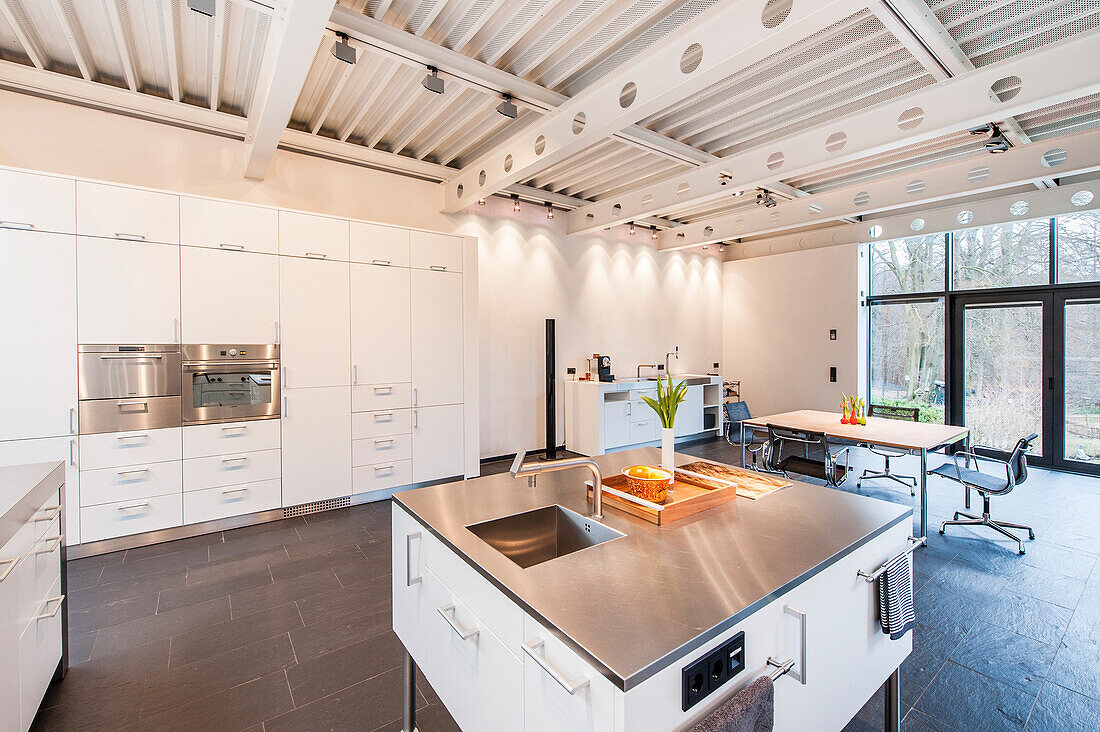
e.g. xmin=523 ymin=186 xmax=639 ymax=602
xmin=664 ymin=346 xmax=679 ymax=374
xmin=636 ymin=363 xmax=658 ymax=379
xmin=510 ymin=450 xmax=605 ymax=520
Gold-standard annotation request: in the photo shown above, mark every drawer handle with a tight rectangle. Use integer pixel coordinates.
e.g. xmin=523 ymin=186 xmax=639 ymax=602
xmin=372 ymin=259 xmax=391 ymax=266
xmin=115 ymin=232 xmax=147 ymax=241
xmin=429 ymin=265 xmax=447 ymax=271
xmin=221 ymin=456 xmax=249 ymax=465
xmin=353 ymin=365 xmax=358 ymax=385
xmin=116 ymin=433 xmax=149 ymax=442
xmin=221 ymin=425 xmax=248 ymax=433
xmin=375 ymin=438 xmax=395 ymax=447
xmin=522 ymin=639 xmax=590 ymax=695
xmin=116 ymin=400 xmax=149 ymax=411
xmin=0 ymin=556 xmax=19 ymax=583
xmin=218 ymin=243 xmax=245 ymax=250
xmin=221 ymin=487 xmax=250 ymax=495
xmin=374 ymin=386 xmax=393 ymax=394
xmin=405 ymin=532 xmax=422 ymax=587
xmin=36 ymin=506 xmax=62 ymax=522
xmin=437 ymin=603 xmax=478 ymax=641
xmin=117 ymin=467 xmax=150 ymax=477
xmin=374 ymin=464 xmax=395 ymax=472
xmin=36 ymin=535 xmax=63 ymax=554
xmin=0 ymin=220 xmax=35 ymax=230
xmin=35 ymin=595 xmax=65 ymax=621
xmin=117 ymin=501 xmax=150 ymax=511
xmin=374 ymin=412 xmax=394 ymax=421
xmin=304 ymin=252 xmax=328 ymax=259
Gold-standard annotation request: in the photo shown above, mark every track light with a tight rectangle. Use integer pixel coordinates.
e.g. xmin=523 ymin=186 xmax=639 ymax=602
xmin=497 ymin=94 xmax=518 ymax=119
xmin=422 ymin=66 xmax=444 ymax=94
xmin=477 ymin=198 xmax=485 ymax=206
xmin=756 ymin=189 xmax=778 ymax=208
xmin=969 ymin=123 xmax=1011 ymax=154
xmin=702 ymin=244 xmax=709 ymax=250
xmin=651 ymin=227 xmax=658 ymax=240
xmin=332 ymin=33 xmax=356 ymax=65
xmin=719 ymin=243 xmax=727 ymax=253
xmin=512 ymin=194 xmax=521 ymax=213
xmin=545 ymin=202 xmax=554 ymax=219
xmin=628 ymin=222 xmax=636 ymax=236
xmin=187 ymin=0 xmax=215 ymax=16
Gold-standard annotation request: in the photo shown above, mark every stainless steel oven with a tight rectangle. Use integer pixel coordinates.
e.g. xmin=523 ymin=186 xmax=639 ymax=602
xmin=182 ymin=344 xmax=280 ymax=425
xmin=78 ymin=344 xmax=182 ymax=434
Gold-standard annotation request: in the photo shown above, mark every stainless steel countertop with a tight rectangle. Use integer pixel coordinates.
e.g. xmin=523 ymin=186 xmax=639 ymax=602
xmin=394 ymin=447 xmax=911 ymax=691
xmin=0 ymin=462 xmax=65 ymax=550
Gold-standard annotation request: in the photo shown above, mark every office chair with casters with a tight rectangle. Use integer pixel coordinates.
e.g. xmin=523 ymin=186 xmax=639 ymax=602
xmin=857 ymin=404 xmax=920 ymax=496
xmin=765 ymin=424 xmax=850 ymax=487
xmin=931 ymin=433 xmax=1038 ymax=555
xmin=723 ymin=401 xmax=768 ymax=470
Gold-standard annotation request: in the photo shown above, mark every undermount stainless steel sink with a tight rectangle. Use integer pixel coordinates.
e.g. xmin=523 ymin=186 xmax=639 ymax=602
xmin=467 ymin=505 xmax=625 ymax=569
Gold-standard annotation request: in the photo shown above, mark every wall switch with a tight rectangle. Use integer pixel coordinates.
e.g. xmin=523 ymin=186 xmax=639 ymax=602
xmin=566 ymin=367 xmax=576 ymax=375
xmin=829 ymin=329 xmax=837 ymax=340
xmin=713 ymin=362 xmax=719 ymax=369
xmin=830 ymin=366 xmax=837 ymax=382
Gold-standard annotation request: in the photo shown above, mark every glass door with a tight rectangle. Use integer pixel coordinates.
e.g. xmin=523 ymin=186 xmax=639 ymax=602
xmin=1055 ymin=294 xmax=1100 ymax=474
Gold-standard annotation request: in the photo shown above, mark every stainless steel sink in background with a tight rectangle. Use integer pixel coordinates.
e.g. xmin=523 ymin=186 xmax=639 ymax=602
xmin=466 ymin=505 xmax=625 ymax=568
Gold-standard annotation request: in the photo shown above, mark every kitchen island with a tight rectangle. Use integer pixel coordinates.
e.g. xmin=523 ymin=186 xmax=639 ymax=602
xmin=391 ymin=447 xmax=912 ymax=731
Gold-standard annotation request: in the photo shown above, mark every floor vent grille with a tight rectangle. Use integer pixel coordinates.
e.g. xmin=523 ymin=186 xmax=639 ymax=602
xmin=283 ymin=496 xmax=351 ymax=518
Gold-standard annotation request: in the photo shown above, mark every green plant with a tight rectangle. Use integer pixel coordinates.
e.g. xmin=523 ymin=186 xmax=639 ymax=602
xmin=641 ymin=373 xmax=688 ymax=429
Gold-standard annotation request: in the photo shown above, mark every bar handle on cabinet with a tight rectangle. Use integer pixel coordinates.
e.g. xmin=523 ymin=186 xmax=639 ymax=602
xmin=282 ymin=396 xmax=287 ymax=417
xmin=372 ymin=259 xmax=391 ymax=266
xmin=69 ymin=438 xmax=75 ymax=466
xmin=218 ymin=243 xmax=245 ymax=250
xmin=35 ymin=596 xmax=65 ymax=621
xmin=0 ymin=220 xmax=35 ymax=230
xmin=117 ymin=502 xmax=150 ymax=511
xmin=274 ymin=320 xmax=279 ymax=344
xmin=304 ymin=252 xmax=328 ymax=259
xmin=374 ymin=385 xmax=392 ymax=394
xmin=116 ymin=433 xmax=149 ymax=442
xmin=413 ymin=388 xmax=418 ymax=406
xmin=413 ymin=410 xmax=418 ymax=429
xmin=783 ymin=604 xmax=807 ymax=685
xmin=174 ymin=318 xmax=180 ymax=344
xmin=36 ymin=506 xmax=62 ymax=522
xmin=353 ymin=365 xmax=358 ymax=385
xmin=375 ymin=438 xmax=394 ymax=446
xmin=522 ymin=639 xmax=590 ymax=695
xmin=282 ymin=366 xmax=287 ymax=388
xmin=429 ymin=265 xmax=447 ymax=271
xmin=70 ymin=407 xmax=76 ymax=435
xmin=374 ymin=464 xmax=395 ymax=473
xmin=437 ymin=603 xmax=478 ymax=641
xmin=99 ymin=354 xmax=164 ymax=360
xmin=115 ymin=232 xmax=146 ymax=241
xmin=117 ymin=467 xmax=150 ymax=477
xmin=405 ymin=532 xmax=422 ymax=587
xmin=221 ymin=487 xmax=249 ymax=495
xmin=221 ymin=456 xmax=248 ymax=465
xmin=116 ymin=400 xmax=150 ymax=409
xmin=221 ymin=425 xmax=248 ymax=433
xmin=374 ymin=412 xmax=393 ymax=421
xmin=36 ymin=536 xmax=63 ymax=554
xmin=0 ymin=556 xmax=19 ymax=582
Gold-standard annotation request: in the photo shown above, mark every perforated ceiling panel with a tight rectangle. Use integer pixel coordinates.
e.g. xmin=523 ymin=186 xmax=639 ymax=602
xmin=1014 ymin=92 xmax=1100 ymax=141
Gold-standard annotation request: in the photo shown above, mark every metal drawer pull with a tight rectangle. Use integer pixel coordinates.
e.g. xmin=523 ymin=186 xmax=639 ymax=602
xmin=115 ymin=232 xmax=147 ymax=241
xmin=374 ymin=386 xmax=393 ymax=393
xmin=374 ymin=464 xmax=395 ymax=472
xmin=37 ymin=535 xmax=63 ymax=554
xmin=374 ymin=412 xmax=394 ymax=420
xmin=0 ymin=220 xmax=35 ymax=229
xmin=766 ymin=658 xmax=795 ymax=682
xmin=372 ymin=259 xmax=391 ymax=265
xmin=117 ymin=501 xmax=150 ymax=511
xmin=221 ymin=425 xmax=248 ymax=433
xmin=100 ymin=354 xmax=164 ymax=360
xmin=219 ymin=243 xmax=245 ymax=250
xmin=375 ymin=438 xmax=394 ymax=446
xmin=117 ymin=433 xmax=149 ymax=441
xmin=0 ymin=556 xmax=19 ymax=582
xmin=522 ymin=639 xmax=590 ymax=695
xmin=429 ymin=265 xmax=447 ymax=271
xmin=353 ymin=365 xmax=358 ymax=384
xmin=782 ymin=605 xmax=807 ymax=685
xmin=117 ymin=467 xmax=150 ymax=476
xmin=116 ymin=400 xmax=149 ymax=409
xmin=70 ymin=407 xmax=76 ymax=435
xmin=221 ymin=487 xmax=249 ymax=495
xmin=437 ymin=603 xmax=479 ymax=641
xmin=304 ymin=251 xmax=328 ymax=259
xmin=221 ymin=456 xmax=249 ymax=464
xmin=35 ymin=596 xmax=65 ymax=621
xmin=36 ymin=506 xmax=62 ymax=522
xmin=405 ymin=532 xmax=422 ymax=586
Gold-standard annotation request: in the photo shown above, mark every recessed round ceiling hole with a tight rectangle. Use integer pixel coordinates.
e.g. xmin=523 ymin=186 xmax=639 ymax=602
xmin=854 ymin=191 xmax=870 ymax=206
xmin=478 ymin=170 xmax=486 ymax=186
xmin=680 ymin=43 xmax=703 ymax=74
xmin=1041 ymin=148 xmax=1068 ymax=168
xmin=990 ymin=75 xmax=1022 ymax=103
xmin=808 ymin=202 xmax=823 ymax=214
xmin=910 ymin=218 xmax=926 ymax=232
xmin=534 ymin=135 xmax=546 ymax=156
xmin=456 ymin=184 xmax=464 ymax=198
xmin=611 ymin=204 xmax=622 ymax=215
xmin=906 ymin=180 xmax=926 ymax=195
xmin=676 ymin=232 xmax=685 ymax=240
xmin=766 ymin=152 xmax=785 ymax=171
xmin=968 ymin=165 xmax=991 ymax=182
xmin=503 ymin=154 xmax=513 ymax=172
xmin=868 ymin=225 xmax=884 ymax=239
xmin=619 ymin=82 xmax=637 ymax=109
xmin=641 ymin=193 xmax=654 ymax=207
xmin=897 ymin=107 xmax=925 ymax=131
xmin=585 ymin=213 xmax=594 ymax=223
xmin=957 ymin=210 xmax=975 ymax=225
xmin=703 ymin=226 xmax=714 ymax=236
xmin=825 ymin=132 xmax=847 ymax=153
xmin=571 ymin=112 xmax=586 ymax=135
xmin=676 ymin=181 xmax=691 ymax=197
xmin=1070 ymin=190 xmax=1094 ymax=207
xmin=1009 ymin=200 xmax=1030 ymax=217
xmin=761 ymin=0 xmax=793 ymax=29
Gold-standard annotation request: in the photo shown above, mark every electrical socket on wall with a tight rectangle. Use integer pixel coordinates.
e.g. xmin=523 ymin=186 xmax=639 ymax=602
xmin=829 ymin=329 xmax=837 ymax=340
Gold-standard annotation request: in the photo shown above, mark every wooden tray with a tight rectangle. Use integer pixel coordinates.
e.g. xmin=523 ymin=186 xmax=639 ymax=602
xmin=678 ymin=462 xmax=791 ymax=500
xmin=586 ymin=469 xmax=739 ymax=525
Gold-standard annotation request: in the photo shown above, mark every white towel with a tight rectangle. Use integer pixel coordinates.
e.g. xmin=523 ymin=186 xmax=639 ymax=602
xmin=877 ymin=550 xmax=916 ymax=640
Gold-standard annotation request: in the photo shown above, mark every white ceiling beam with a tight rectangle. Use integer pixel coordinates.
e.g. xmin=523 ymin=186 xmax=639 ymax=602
xmin=209 ymin=0 xmax=226 ymax=110
xmin=568 ymin=29 xmax=1100 ymax=234
xmin=244 ymin=0 xmax=336 ymax=180
xmin=159 ymin=0 xmax=181 ymax=101
xmin=103 ymin=0 xmax=139 ymax=92
xmin=658 ymin=125 xmax=1100 ymax=250
xmin=441 ymin=0 xmax=867 ymax=213
xmin=46 ymin=0 xmax=91 ymax=80
xmin=0 ymin=0 xmax=44 ymax=69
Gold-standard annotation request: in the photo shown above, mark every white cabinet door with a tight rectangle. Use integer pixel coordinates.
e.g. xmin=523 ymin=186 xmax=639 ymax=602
xmin=77 ymin=237 xmax=180 ymax=344
xmin=351 ymin=263 xmax=410 ymax=386
xmin=523 ymin=617 xmax=617 ymax=732
xmin=392 ymin=503 xmax=429 ymax=661
xmin=0 ymin=230 xmax=76 ymax=441
xmin=76 ymin=181 xmax=179 ymax=245
xmin=410 ymin=230 xmax=462 ymax=272
xmin=281 ymin=386 xmax=351 ymax=507
xmin=180 ymin=197 xmax=277 ymax=254
xmin=279 ymin=257 xmax=350 ymax=389
xmin=675 ymin=385 xmax=704 ymax=437
xmin=278 ymin=211 xmax=349 ymax=261
xmin=412 ymin=404 xmax=464 ymax=483
xmin=350 ymin=222 xmax=409 ymax=267
xmin=0 ymin=538 xmax=19 ymax=732
xmin=0 ymin=169 xmax=75 ymax=234
xmin=411 ymin=269 xmax=463 ymax=407
xmin=181 ymin=246 xmax=279 ymax=344
xmin=603 ymin=401 xmax=631 ymax=450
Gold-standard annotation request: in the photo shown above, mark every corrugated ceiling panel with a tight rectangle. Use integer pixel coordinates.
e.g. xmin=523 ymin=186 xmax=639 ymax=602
xmin=69 ymin=0 xmax=128 ymax=88
xmin=0 ymin=10 xmax=32 ymax=66
xmin=289 ymin=41 xmax=343 ymax=130
xmin=1015 ymin=92 xmax=1100 ymax=140
xmin=5 ymin=0 xmax=80 ymax=75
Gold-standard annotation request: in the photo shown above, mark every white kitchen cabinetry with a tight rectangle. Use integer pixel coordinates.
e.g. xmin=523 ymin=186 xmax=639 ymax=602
xmin=392 ymin=502 xmax=429 ymax=661
xmin=76 ymin=181 xmax=179 ymax=245
xmin=0 ymin=439 xmax=80 ymax=547
xmin=412 ymin=404 xmax=464 ymax=484
xmin=602 ymin=401 xmax=631 ymax=450
xmin=183 ymin=479 xmax=281 ymax=525
xmin=0 ymin=230 xmax=77 ymax=442
xmin=77 ymin=237 xmax=180 ymax=344
xmin=183 ymin=420 xmax=280 ymax=458
xmin=0 ymin=169 xmax=75 ymax=233
xmin=279 ymin=257 xmax=350 ymax=389
xmin=410 ymin=230 xmax=463 ymax=272
xmin=523 ymin=616 xmax=618 ymax=732
xmin=351 ymin=263 xmax=410 ymax=386
xmin=80 ymin=493 xmax=183 ymax=543
xmin=180 ymin=197 xmax=278 ymax=254
xmin=181 ymin=246 xmax=279 ymax=344
xmin=281 ymin=387 xmax=351 ymax=507
xmin=350 ymin=221 xmax=410 ymax=267
xmin=674 ymin=385 xmax=704 ymax=438
xmin=278 ymin=211 xmax=349 ymax=261
xmin=411 ymin=269 xmax=463 ymax=407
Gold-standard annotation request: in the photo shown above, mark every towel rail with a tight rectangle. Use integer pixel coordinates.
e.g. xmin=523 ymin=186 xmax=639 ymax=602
xmin=765 ymin=657 xmax=795 ymax=682
xmin=857 ymin=536 xmax=924 ymax=583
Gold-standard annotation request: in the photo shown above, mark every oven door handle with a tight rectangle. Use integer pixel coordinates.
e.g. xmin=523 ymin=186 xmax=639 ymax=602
xmin=184 ymin=361 xmax=279 ymax=369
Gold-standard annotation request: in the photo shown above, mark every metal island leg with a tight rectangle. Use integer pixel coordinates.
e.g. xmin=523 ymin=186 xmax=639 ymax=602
xmin=884 ymin=668 xmax=900 ymax=732
xmin=402 ymin=649 xmax=417 ymax=732
xmin=919 ymin=447 xmax=928 ymax=540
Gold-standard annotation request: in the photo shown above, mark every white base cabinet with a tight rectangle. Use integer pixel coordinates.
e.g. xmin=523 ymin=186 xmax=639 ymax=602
xmin=412 ymin=404 xmax=464 ymax=484
xmin=281 ymin=387 xmax=351 ymax=507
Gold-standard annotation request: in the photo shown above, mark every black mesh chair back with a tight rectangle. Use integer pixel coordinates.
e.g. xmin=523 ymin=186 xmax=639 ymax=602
xmin=765 ymin=424 xmax=850 ymax=486
xmin=724 ymin=401 xmax=750 ymax=424
xmin=867 ymin=404 xmax=919 ymax=422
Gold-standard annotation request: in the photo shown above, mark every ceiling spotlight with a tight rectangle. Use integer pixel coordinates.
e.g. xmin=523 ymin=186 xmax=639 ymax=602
xmin=422 ymin=66 xmax=444 ymax=95
xmin=512 ymin=194 xmax=521 ymax=213
xmin=718 ymin=171 xmax=733 ymax=186
xmin=496 ymin=93 xmax=518 ymax=120
xmin=702 ymin=244 xmax=709 ymax=250
xmin=628 ymin=222 xmax=636 ymax=236
xmin=186 ymin=0 xmax=215 ymax=16
xmin=970 ymin=122 xmax=1011 ymax=154
xmin=545 ymin=202 xmax=554 ymax=219
xmin=477 ymin=198 xmax=486 ymax=206
xmin=332 ymin=33 xmax=356 ymax=65
xmin=756 ymin=189 xmax=778 ymax=208
xmin=719 ymin=243 xmax=727 ymax=253
xmin=651 ymin=227 xmax=658 ymax=240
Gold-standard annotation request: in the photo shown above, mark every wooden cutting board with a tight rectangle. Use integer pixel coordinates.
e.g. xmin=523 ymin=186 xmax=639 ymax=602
xmin=586 ymin=467 xmax=742 ymax=525
xmin=677 ymin=461 xmax=791 ymax=500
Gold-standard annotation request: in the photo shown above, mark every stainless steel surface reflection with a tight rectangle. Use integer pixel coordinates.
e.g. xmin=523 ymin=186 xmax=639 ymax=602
xmin=467 ymin=505 xmax=625 ymax=569
xmin=395 ymin=446 xmax=911 ymax=692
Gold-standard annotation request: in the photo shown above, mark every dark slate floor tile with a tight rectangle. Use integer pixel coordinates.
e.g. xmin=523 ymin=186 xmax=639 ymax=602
xmin=40 ymin=638 xmax=170 ymax=714
xmin=1007 ymin=563 xmax=1086 ymax=609
xmin=98 ymin=546 xmax=210 ymax=584
xmin=285 ymin=630 xmax=404 ymax=707
xmin=185 ymin=544 xmax=287 ymax=585
xmin=950 ymin=622 xmax=1057 ymax=695
xmin=1026 ymin=682 xmax=1100 ymax=731
xmin=68 ymin=567 xmax=186 ymax=612
xmin=408 ymin=701 xmax=460 ymax=732
xmin=156 ymin=566 xmax=273 ymax=613
xmin=64 ymin=561 xmax=104 ymax=591
xmin=914 ymin=583 xmax=986 ymax=637
xmin=230 ymin=567 xmax=341 ymax=618
xmin=269 ymin=543 xmax=365 ymax=582
xmin=902 ymin=624 xmax=964 ymax=689
xmin=1045 ymin=636 xmax=1100 ymax=701
xmin=333 ymin=554 xmax=390 ymax=588
xmin=93 ymin=595 xmax=231 ymax=657
xmin=168 ymin=601 xmax=303 ymax=668
xmin=289 ymin=599 xmax=391 ymax=663
xmin=929 ymin=559 xmax=1010 ymax=602
xmin=32 ymin=680 xmax=144 ymax=731
xmin=985 ymin=591 xmax=1073 ymax=646
xmin=264 ymin=667 xmax=425 ymax=732
xmin=68 ymin=592 xmax=160 ymax=635
xmin=215 ymin=524 xmax=303 ymax=557
xmin=916 ymin=661 xmax=1035 ymax=732
xmin=296 ymin=572 xmax=390 ymax=625
xmin=127 ymin=669 xmax=294 ymax=731
xmin=951 ymin=539 xmax=1029 ymax=577
xmin=902 ymin=709 xmax=960 ymax=731
xmin=281 ymin=527 xmax=373 ymax=561
xmin=67 ymin=631 xmax=96 ymax=666
xmin=122 ymin=532 xmax=221 ymax=562
xmin=1021 ymin=542 xmax=1098 ymax=581
xmin=293 ymin=510 xmax=374 ymax=542
xmin=68 ymin=549 xmax=125 ymax=570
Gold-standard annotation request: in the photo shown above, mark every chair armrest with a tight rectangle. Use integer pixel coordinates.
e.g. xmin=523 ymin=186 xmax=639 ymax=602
xmin=951 ymin=451 xmax=1013 ymax=489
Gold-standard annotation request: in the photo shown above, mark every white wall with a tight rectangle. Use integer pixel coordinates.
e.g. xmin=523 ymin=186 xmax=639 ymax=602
xmin=721 ymin=245 xmax=860 ymax=417
xmin=0 ymin=91 xmax=722 ymax=459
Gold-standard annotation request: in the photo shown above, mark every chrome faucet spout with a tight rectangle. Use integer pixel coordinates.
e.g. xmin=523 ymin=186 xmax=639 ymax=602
xmin=636 ymin=363 xmax=658 ymax=379
xmin=664 ymin=346 xmax=679 ymax=374
xmin=510 ymin=450 xmax=605 ymax=519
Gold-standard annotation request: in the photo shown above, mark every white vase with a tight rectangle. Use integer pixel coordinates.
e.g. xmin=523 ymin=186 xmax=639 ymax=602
xmin=661 ymin=427 xmax=676 ymax=473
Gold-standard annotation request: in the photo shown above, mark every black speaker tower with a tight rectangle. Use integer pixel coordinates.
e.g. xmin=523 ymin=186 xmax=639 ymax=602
xmin=543 ymin=318 xmax=558 ymax=460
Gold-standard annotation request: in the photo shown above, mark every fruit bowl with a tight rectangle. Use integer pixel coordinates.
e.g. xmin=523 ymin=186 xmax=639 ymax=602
xmin=620 ymin=465 xmax=674 ymax=503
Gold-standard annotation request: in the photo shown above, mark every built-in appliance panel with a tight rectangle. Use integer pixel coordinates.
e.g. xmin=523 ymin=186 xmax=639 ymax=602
xmin=352 ymin=409 xmax=413 ymax=439
xmin=183 ymin=420 xmax=280 ymax=459
xmin=353 ymin=433 xmax=412 ymax=467
xmin=352 ymin=383 xmax=413 ymax=413
xmin=180 ymin=197 xmax=278 ymax=254
xmin=183 ymin=448 xmax=281 ymax=493
xmin=350 ymin=221 xmax=410 ymax=267
xmin=183 ymin=479 xmax=281 ymax=525
xmin=0 ymin=168 xmax=75 ymax=234
xmin=79 ymin=460 xmax=184 ymax=507
xmin=76 ymin=181 xmax=180 ymax=245
xmin=352 ymin=459 xmax=412 ymax=495
xmin=78 ymin=396 xmax=182 ymax=436
xmin=182 ymin=345 xmax=280 ymax=426
xmin=80 ymin=493 xmax=183 ymax=543
xmin=78 ymin=345 xmax=182 ymax=401
xmin=79 ymin=427 xmax=183 ymax=471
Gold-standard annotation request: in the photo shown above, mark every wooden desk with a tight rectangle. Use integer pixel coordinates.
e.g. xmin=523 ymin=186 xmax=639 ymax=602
xmin=742 ymin=409 xmax=970 ymax=539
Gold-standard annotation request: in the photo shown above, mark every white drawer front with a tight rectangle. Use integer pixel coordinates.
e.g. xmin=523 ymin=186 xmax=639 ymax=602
xmin=80 ymin=427 xmax=182 ymax=470
xmin=80 ymin=460 xmax=183 ymax=507
xmin=19 ymin=574 xmax=63 ymax=731
xmin=353 ymin=433 xmax=411 ymax=467
xmin=353 ymin=409 xmax=412 ymax=439
xmin=523 ymin=615 xmax=616 ymax=732
xmin=352 ymin=383 xmax=412 ymax=412
xmin=76 ymin=181 xmax=179 ymax=244
xmin=352 ymin=459 xmax=412 ymax=496
xmin=350 ymin=221 xmax=410 ymax=266
xmin=80 ymin=493 xmax=183 ymax=543
xmin=184 ymin=449 xmax=281 ymax=492
xmin=629 ymin=418 xmax=658 ymax=444
xmin=183 ymin=479 xmax=281 ymax=525
xmin=629 ymin=388 xmax=658 ymax=403
xmin=184 ymin=420 xmax=281 ymax=458
xmin=0 ymin=169 xmax=75 ymax=233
